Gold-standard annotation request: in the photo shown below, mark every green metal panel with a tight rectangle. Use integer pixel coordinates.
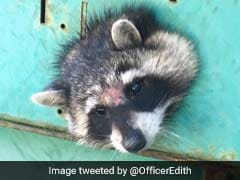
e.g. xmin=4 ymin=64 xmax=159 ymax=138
xmin=0 ymin=127 xmax=156 ymax=161
xmin=0 ymin=0 xmax=239 ymax=160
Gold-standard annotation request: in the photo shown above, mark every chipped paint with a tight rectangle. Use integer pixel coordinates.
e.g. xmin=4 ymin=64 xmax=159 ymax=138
xmin=219 ymin=151 xmax=237 ymax=160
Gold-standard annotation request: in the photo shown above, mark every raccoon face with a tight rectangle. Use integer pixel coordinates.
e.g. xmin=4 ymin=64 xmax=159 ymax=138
xmin=32 ymin=19 xmax=198 ymax=152
xmin=81 ymin=75 xmax=174 ymax=152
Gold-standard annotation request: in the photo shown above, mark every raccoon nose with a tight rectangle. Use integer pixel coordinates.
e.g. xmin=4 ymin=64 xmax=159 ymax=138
xmin=122 ymin=130 xmax=146 ymax=152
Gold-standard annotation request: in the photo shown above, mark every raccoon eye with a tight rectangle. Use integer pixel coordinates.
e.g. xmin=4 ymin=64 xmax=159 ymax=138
xmin=95 ymin=106 xmax=106 ymax=117
xmin=130 ymin=81 xmax=143 ymax=96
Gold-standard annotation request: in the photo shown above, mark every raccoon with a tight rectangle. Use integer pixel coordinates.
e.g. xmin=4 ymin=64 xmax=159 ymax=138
xmin=31 ymin=5 xmax=198 ymax=152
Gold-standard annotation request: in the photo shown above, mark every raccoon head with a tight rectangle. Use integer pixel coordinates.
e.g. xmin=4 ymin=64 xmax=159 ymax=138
xmin=32 ymin=18 xmax=198 ymax=152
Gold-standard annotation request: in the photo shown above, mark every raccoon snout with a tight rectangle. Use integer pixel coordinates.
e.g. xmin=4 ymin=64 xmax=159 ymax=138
xmin=122 ymin=129 xmax=146 ymax=152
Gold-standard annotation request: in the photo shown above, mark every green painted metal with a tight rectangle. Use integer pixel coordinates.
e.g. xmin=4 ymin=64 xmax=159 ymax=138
xmin=0 ymin=0 xmax=239 ymax=160
xmin=0 ymin=127 xmax=156 ymax=161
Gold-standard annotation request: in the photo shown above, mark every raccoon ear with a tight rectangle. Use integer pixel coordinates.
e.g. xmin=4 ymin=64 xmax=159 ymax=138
xmin=31 ymin=90 xmax=66 ymax=107
xmin=111 ymin=19 xmax=142 ymax=49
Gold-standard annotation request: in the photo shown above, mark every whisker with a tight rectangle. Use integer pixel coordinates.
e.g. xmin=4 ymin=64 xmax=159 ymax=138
xmin=158 ymin=127 xmax=198 ymax=147
xmin=110 ymin=150 xmax=118 ymax=160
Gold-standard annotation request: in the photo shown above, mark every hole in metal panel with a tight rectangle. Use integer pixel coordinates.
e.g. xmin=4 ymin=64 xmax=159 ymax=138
xmin=57 ymin=109 xmax=62 ymax=114
xmin=40 ymin=0 xmax=46 ymax=23
xmin=169 ymin=0 xmax=177 ymax=3
xmin=60 ymin=23 xmax=66 ymax=30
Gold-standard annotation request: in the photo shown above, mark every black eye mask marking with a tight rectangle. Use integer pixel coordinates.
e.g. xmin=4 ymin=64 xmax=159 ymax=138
xmin=124 ymin=75 xmax=174 ymax=112
xmin=87 ymin=76 xmax=175 ymax=140
xmin=87 ymin=104 xmax=133 ymax=141
xmin=87 ymin=106 xmax=112 ymax=140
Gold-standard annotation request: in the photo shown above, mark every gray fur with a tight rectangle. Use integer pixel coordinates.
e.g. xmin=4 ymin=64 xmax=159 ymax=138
xmin=31 ymin=5 xmax=198 ymax=152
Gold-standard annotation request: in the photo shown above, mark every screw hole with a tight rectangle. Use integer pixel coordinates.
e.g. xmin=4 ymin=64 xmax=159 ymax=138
xmin=60 ymin=23 xmax=66 ymax=30
xmin=169 ymin=0 xmax=177 ymax=3
xmin=57 ymin=109 xmax=62 ymax=114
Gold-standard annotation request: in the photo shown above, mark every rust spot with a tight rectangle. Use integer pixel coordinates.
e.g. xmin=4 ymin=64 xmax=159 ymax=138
xmin=208 ymin=145 xmax=217 ymax=154
xmin=80 ymin=0 xmax=88 ymax=39
xmin=219 ymin=151 xmax=237 ymax=160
